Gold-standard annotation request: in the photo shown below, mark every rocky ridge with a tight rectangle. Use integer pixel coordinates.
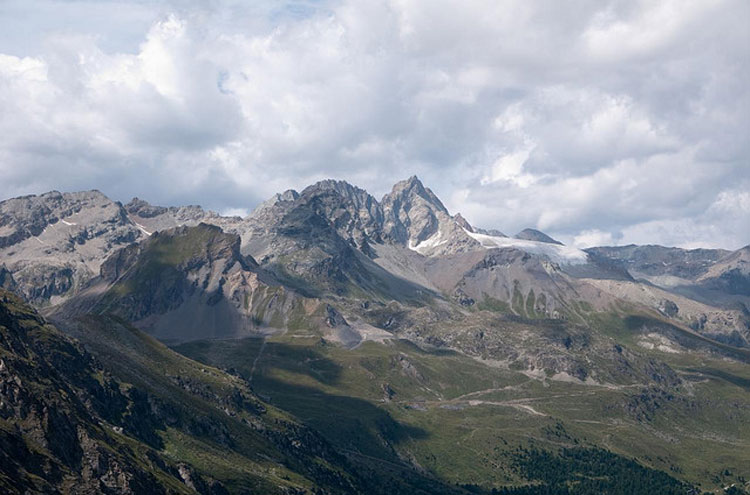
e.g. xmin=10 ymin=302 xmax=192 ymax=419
xmin=56 ymin=223 xmax=330 ymax=343
xmin=1 ymin=178 xmax=749 ymax=494
xmin=0 ymin=191 xmax=143 ymax=305
xmin=2 ymin=177 xmax=747 ymax=347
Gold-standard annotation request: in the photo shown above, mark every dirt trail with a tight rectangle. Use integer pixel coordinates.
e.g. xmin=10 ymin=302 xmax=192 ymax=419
xmin=248 ymin=338 xmax=267 ymax=384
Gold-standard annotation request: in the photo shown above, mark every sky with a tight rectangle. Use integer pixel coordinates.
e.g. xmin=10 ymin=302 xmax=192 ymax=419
xmin=0 ymin=0 xmax=748 ymax=249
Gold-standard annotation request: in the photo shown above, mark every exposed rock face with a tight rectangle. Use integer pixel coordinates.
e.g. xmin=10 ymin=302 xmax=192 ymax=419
xmin=381 ymin=176 xmax=479 ymax=256
xmin=81 ymin=223 xmax=313 ymax=342
xmin=453 ymin=213 xmax=474 ymax=233
xmin=697 ymin=245 xmax=750 ymax=296
xmin=422 ymin=247 xmax=605 ymax=320
xmin=381 ymin=176 xmax=448 ymax=245
xmin=0 ymin=191 xmax=142 ymax=305
xmin=1 ymin=178 xmax=747 ymax=352
xmin=515 ymin=228 xmax=563 ymax=245
xmin=0 ymin=178 xmax=586 ymax=308
xmin=248 ymin=189 xmax=300 ymax=220
xmin=0 ymin=265 xmax=17 ymax=291
xmin=298 ymin=179 xmax=384 ymax=251
xmin=659 ymin=299 xmax=680 ymax=318
xmin=124 ymin=197 xmax=234 ymax=236
xmin=239 ymin=191 xmax=376 ymax=296
xmin=124 ymin=197 xmax=170 ymax=218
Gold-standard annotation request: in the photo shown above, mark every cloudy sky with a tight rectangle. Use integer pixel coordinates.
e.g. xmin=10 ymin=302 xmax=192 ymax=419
xmin=0 ymin=0 xmax=748 ymax=249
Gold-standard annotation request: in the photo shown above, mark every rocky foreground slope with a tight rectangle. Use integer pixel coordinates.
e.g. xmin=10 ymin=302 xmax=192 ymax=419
xmin=1 ymin=289 xmax=470 ymax=494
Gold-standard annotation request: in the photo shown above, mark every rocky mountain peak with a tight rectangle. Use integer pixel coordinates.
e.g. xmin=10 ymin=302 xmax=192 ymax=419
xmin=515 ymin=228 xmax=563 ymax=245
xmin=87 ymin=223 xmax=301 ymax=342
xmin=302 ymin=179 xmax=367 ymax=198
xmin=383 ymin=175 xmax=448 ymax=215
xmin=123 ymin=196 xmax=221 ymax=239
xmin=380 ymin=176 xmax=478 ymax=255
xmin=0 ymin=265 xmax=17 ymax=292
xmin=124 ymin=197 xmax=168 ymax=218
xmin=289 ymin=179 xmax=385 ymax=250
xmin=153 ymin=223 xmax=246 ymax=265
xmin=251 ymin=189 xmax=299 ymax=215
xmin=100 ymin=223 xmax=250 ymax=285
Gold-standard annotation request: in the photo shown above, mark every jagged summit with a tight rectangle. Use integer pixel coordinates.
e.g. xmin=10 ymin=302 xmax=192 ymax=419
xmin=251 ymin=189 xmax=299 ymax=213
xmin=0 ymin=178 xmax=593 ymax=308
xmin=382 ymin=175 xmax=448 ymax=215
xmin=379 ymin=175 xmax=472 ymax=255
xmin=1 ymin=178 xmax=743 ymax=313
xmin=302 ymin=178 xmax=369 ymax=197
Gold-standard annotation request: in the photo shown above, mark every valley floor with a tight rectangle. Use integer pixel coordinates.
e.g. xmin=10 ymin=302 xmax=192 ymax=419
xmin=174 ymin=329 xmax=750 ymax=494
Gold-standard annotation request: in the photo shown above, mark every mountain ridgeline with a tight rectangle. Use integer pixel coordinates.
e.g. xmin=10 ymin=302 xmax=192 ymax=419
xmin=0 ymin=177 xmax=749 ymax=494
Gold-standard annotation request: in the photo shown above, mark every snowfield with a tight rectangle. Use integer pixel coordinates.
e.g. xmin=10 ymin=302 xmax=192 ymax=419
xmin=464 ymin=229 xmax=589 ymax=265
xmin=406 ymin=224 xmax=590 ymax=265
xmin=408 ymin=229 xmax=448 ymax=254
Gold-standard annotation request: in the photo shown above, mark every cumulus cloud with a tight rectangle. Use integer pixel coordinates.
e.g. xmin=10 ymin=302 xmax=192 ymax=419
xmin=0 ymin=0 xmax=747 ymax=249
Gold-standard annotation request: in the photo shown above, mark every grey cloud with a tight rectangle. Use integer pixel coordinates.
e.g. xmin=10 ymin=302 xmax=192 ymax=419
xmin=0 ymin=0 xmax=747 ymax=249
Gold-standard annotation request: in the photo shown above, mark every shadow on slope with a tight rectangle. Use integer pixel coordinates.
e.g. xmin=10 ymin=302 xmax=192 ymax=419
xmin=684 ymin=366 xmax=750 ymax=391
xmin=175 ymin=337 xmax=429 ymax=464
xmin=62 ymin=313 xmax=451 ymax=493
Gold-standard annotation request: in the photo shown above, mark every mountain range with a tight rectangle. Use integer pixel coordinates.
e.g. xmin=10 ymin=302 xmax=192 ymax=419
xmin=1 ymin=176 xmax=748 ymax=494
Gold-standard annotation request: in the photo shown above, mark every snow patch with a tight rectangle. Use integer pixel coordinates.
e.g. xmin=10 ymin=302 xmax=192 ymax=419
xmin=408 ymin=229 xmax=447 ymax=254
xmin=463 ymin=229 xmax=588 ymax=265
xmin=60 ymin=219 xmax=77 ymax=226
xmin=638 ymin=333 xmax=681 ymax=354
xmin=133 ymin=221 xmax=152 ymax=236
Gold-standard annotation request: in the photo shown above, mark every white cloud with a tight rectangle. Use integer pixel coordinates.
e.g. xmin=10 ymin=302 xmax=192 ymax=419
xmin=582 ymin=0 xmax=721 ymax=61
xmin=480 ymin=144 xmax=542 ymax=188
xmin=573 ymin=230 xmax=617 ymax=249
xmin=0 ymin=0 xmax=747 ymax=249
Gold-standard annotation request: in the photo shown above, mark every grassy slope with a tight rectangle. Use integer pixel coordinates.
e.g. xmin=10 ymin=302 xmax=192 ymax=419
xmin=67 ymin=314 xmax=355 ymax=494
xmin=68 ymin=314 xmax=472 ymax=495
xmin=0 ymin=290 xmax=195 ymax=494
xmin=50 ymin=222 xmax=749 ymax=492
xmin=175 ymin=314 xmax=750 ymax=494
